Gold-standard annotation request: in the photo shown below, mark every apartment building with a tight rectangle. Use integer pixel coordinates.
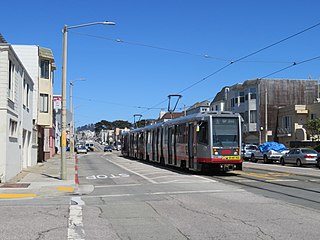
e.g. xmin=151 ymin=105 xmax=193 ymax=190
xmin=210 ymin=79 xmax=319 ymax=145
xmin=0 ymin=38 xmax=34 ymax=182
xmin=277 ymin=102 xmax=320 ymax=146
xmin=13 ymin=45 xmax=56 ymax=162
xmin=186 ymin=100 xmax=210 ymax=115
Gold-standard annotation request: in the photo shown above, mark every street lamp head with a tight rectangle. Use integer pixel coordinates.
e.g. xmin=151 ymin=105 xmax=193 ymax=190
xmin=102 ymin=21 xmax=116 ymax=25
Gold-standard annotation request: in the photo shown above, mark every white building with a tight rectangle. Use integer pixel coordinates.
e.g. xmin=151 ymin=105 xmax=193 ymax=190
xmin=0 ymin=37 xmax=34 ymax=182
xmin=13 ymin=45 xmax=56 ymax=162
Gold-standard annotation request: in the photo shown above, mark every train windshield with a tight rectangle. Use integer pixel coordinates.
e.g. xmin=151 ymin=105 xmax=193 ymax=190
xmin=212 ymin=117 xmax=239 ymax=147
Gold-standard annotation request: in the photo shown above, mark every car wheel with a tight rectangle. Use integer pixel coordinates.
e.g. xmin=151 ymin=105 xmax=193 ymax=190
xmin=263 ymin=155 xmax=269 ymax=164
xmin=280 ymin=157 xmax=285 ymax=166
xmin=296 ymin=159 xmax=302 ymax=167
xmin=251 ymin=154 xmax=257 ymax=163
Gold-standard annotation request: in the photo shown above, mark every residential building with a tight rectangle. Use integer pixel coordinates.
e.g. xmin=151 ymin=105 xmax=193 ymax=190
xmin=210 ymin=79 xmax=319 ymax=145
xmin=158 ymin=111 xmax=184 ymax=122
xmin=186 ymin=100 xmax=210 ymax=115
xmin=12 ymin=45 xmax=56 ymax=162
xmin=277 ymin=102 xmax=320 ymax=146
xmin=0 ymin=37 xmax=34 ymax=182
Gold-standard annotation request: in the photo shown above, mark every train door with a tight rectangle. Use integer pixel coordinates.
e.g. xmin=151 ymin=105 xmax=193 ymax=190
xmin=168 ymin=127 xmax=173 ymax=164
xmin=156 ymin=128 xmax=160 ymax=162
xmin=145 ymin=131 xmax=149 ymax=160
xmin=151 ymin=130 xmax=155 ymax=161
xmin=160 ymin=128 xmax=164 ymax=165
xmin=173 ymin=125 xmax=177 ymax=166
xmin=188 ymin=123 xmax=194 ymax=169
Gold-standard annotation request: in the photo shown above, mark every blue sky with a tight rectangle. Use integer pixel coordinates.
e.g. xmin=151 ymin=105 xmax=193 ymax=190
xmin=1 ymin=0 xmax=320 ymax=127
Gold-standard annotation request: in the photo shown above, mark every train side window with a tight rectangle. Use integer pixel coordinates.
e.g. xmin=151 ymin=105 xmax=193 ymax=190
xmin=197 ymin=121 xmax=208 ymax=145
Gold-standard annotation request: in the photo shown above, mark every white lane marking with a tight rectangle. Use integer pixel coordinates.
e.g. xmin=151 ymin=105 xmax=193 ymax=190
xmin=95 ymin=183 xmax=143 ymax=188
xmin=309 ymin=179 xmax=320 ymax=182
xmin=68 ymin=197 xmax=85 ymax=240
xmin=83 ymin=189 xmax=245 ymax=198
xmin=102 ymin=156 xmax=157 ymax=183
xmin=192 ymin=175 xmax=217 ymax=182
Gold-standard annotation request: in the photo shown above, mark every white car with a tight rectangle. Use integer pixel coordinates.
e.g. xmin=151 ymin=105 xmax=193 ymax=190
xmin=76 ymin=145 xmax=88 ymax=154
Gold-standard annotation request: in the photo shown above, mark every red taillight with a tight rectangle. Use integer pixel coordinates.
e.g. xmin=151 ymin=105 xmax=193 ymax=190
xmin=304 ymin=155 xmax=315 ymax=158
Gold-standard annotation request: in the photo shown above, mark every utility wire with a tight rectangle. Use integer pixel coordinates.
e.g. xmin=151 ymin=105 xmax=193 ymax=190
xmin=135 ymin=21 xmax=320 ymax=116
xmin=259 ymin=55 xmax=320 ymax=79
xmin=71 ymin=32 xmax=293 ymax=64
xmin=71 ymin=32 xmax=226 ymax=61
xmin=72 ymin=21 xmax=320 ymax=120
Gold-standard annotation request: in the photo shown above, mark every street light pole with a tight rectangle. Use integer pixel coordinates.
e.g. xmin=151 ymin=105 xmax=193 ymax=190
xmin=69 ymin=78 xmax=86 ymax=157
xmin=60 ymin=21 xmax=115 ymax=180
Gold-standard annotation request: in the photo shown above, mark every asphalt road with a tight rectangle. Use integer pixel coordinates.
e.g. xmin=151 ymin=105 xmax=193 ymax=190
xmin=75 ymin=151 xmax=320 ymax=240
xmin=1 ymin=150 xmax=319 ymax=240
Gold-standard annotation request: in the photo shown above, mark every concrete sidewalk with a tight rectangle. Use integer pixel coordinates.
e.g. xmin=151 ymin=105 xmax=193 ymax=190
xmin=0 ymin=153 xmax=77 ymax=199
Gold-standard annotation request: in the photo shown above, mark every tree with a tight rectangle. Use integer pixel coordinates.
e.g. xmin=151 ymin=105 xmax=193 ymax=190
xmin=305 ymin=119 xmax=320 ymax=141
xmin=112 ymin=120 xmax=132 ymax=129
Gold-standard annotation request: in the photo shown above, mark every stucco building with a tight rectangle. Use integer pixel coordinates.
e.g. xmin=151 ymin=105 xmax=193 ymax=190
xmin=13 ymin=45 xmax=56 ymax=162
xmin=0 ymin=37 xmax=35 ymax=182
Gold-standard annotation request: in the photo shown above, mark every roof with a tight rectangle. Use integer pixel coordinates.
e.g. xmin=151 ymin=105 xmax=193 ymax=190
xmin=187 ymin=100 xmax=210 ymax=111
xmin=0 ymin=34 xmax=7 ymax=43
xmin=159 ymin=112 xmax=184 ymax=120
xmin=39 ymin=47 xmax=54 ymax=61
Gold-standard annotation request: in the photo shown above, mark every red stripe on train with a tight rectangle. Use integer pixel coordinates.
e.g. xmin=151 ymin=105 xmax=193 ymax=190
xmin=195 ymin=157 xmax=243 ymax=163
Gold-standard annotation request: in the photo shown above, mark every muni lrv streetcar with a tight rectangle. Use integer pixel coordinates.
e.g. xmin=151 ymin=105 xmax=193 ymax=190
xmin=122 ymin=111 xmax=243 ymax=172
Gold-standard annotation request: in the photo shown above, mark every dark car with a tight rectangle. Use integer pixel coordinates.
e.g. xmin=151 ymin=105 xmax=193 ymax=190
xmin=104 ymin=145 xmax=113 ymax=152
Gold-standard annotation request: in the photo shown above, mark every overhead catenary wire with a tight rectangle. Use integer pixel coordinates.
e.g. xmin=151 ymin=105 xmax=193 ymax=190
xmin=71 ymin=32 xmax=294 ymax=64
xmin=72 ymin=21 xmax=320 ymax=122
xmin=134 ymin=21 xmax=320 ymax=117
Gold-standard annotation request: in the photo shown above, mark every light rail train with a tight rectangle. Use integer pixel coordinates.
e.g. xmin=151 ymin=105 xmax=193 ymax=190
xmin=122 ymin=111 xmax=243 ymax=172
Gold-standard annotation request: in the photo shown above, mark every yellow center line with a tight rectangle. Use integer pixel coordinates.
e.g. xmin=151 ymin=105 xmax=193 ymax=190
xmin=57 ymin=187 xmax=75 ymax=192
xmin=233 ymin=171 xmax=280 ymax=180
xmin=0 ymin=194 xmax=37 ymax=199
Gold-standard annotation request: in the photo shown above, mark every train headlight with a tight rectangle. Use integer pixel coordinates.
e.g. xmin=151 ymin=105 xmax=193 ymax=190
xmin=234 ymin=151 xmax=238 ymax=155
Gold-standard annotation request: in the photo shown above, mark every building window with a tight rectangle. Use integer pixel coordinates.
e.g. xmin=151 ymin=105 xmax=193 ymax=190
xmin=250 ymin=110 xmax=257 ymax=123
xmin=231 ymin=98 xmax=235 ymax=108
xmin=282 ymin=116 xmax=292 ymax=129
xmin=311 ymin=113 xmax=317 ymax=120
xmin=9 ymin=119 xmax=18 ymax=138
xmin=40 ymin=60 xmax=50 ymax=79
xmin=250 ymin=93 xmax=256 ymax=99
xmin=23 ymin=80 xmax=29 ymax=107
xmin=40 ymin=93 xmax=49 ymax=113
xmin=239 ymin=92 xmax=245 ymax=103
xmin=8 ymin=60 xmax=15 ymax=100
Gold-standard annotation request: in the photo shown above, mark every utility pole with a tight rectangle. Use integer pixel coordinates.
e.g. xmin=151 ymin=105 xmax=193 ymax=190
xmin=264 ymin=88 xmax=268 ymax=142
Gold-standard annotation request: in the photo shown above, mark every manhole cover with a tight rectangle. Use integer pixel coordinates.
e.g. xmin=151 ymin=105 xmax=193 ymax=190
xmin=0 ymin=183 xmax=30 ymax=188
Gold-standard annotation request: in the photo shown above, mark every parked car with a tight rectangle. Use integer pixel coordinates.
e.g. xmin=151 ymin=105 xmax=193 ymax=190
xmin=104 ymin=145 xmax=113 ymax=152
xmin=76 ymin=145 xmax=88 ymax=154
xmin=251 ymin=142 xmax=288 ymax=163
xmin=280 ymin=148 xmax=318 ymax=167
xmin=242 ymin=144 xmax=259 ymax=161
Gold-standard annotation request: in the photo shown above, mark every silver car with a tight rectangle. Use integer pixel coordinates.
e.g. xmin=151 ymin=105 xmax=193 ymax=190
xmin=241 ymin=144 xmax=259 ymax=161
xmin=280 ymin=148 xmax=318 ymax=167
